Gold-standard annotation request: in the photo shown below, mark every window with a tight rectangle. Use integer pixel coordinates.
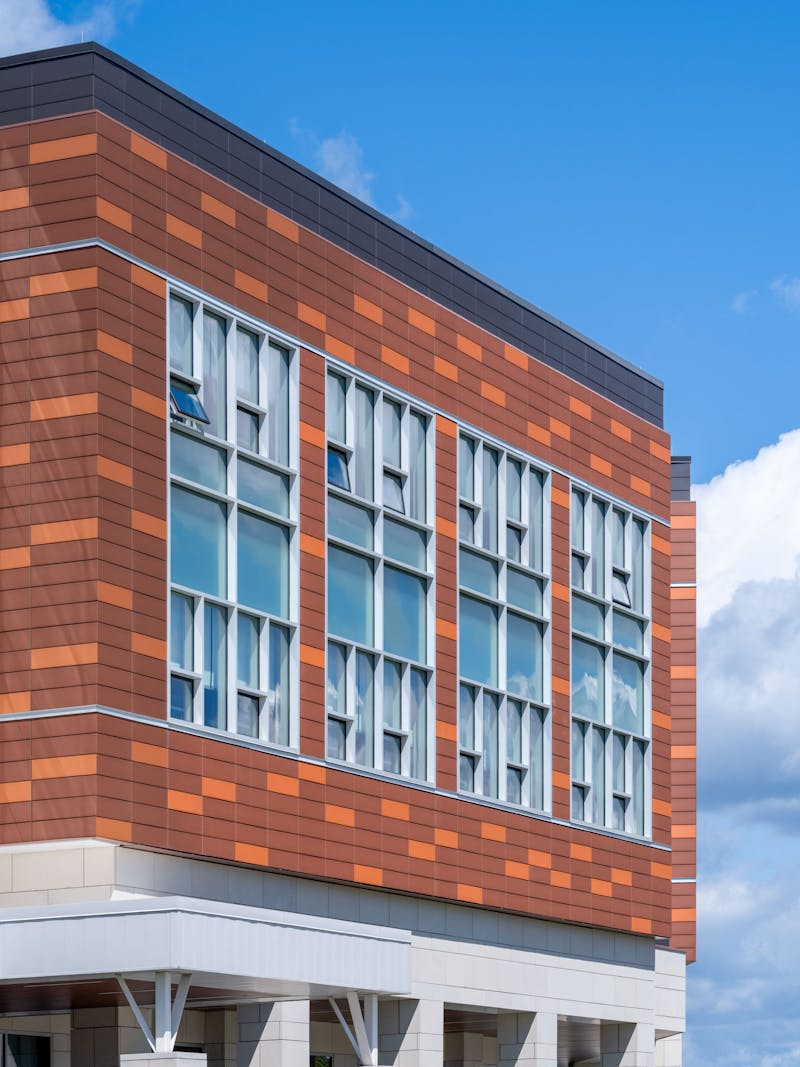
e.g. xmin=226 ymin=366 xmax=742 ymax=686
xmin=325 ymin=369 xmax=433 ymax=781
xmin=4 ymin=1035 xmax=50 ymax=1067
xmin=457 ymin=432 xmax=550 ymax=811
xmin=168 ymin=291 xmax=298 ymax=747
xmin=570 ymin=487 xmax=650 ymax=836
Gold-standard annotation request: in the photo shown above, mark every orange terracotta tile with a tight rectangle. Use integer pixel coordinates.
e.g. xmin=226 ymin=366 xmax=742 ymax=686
xmin=300 ymin=421 xmax=325 ymax=448
xmin=131 ymin=740 xmax=168 ymax=768
xmin=298 ymin=303 xmax=326 ymax=331
xmin=457 ymin=883 xmax=483 ymax=903
xmin=203 ymin=776 xmax=236 ymax=802
xmin=132 ymin=387 xmax=165 ymax=418
xmin=132 ymin=265 xmax=166 ymax=297
xmin=456 ymin=335 xmax=481 ymax=361
xmin=132 ymin=510 xmax=167 ymax=539
xmin=0 ymin=443 xmax=29 ymax=467
xmin=166 ymin=214 xmax=202 ymax=249
xmin=98 ymin=581 xmax=133 ymax=609
xmin=300 ymin=644 xmax=325 ymax=668
xmin=267 ymin=209 xmax=298 ymax=241
xmin=235 ymin=842 xmax=269 ymax=866
xmin=96 ymin=817 xmax=132 ymax=841
xmin=98 ymin=330 xmax=133 ymax=364
xmin=234 ymin=269 xmax=268 ymax=303
xmin=506 ymin=859 xmax=529 ymax=880
xmin=0 ymin=781 xmax=31 ymax=803
xmin=382 ymin=798 xmax=410 ymax=821
xmin=569 ymin=397 xmax=592 ymax=420
xmin=30 ymin=267 xmax=98 ymax=297
xmin=30 ymin=393 xmax=97 ymax=420
xmin=132 ymin=633 xmax=166 ymax=660
xmin=481 ymin=381 xmax=505 ymax=407
xmin=325 ymin=803 xmax=355 ymax=827
xmin=31 ymin=644 xmax=98 ymax=669
xmin=434 ymin=355 xmax=458 ymax=381
xmin=0 ymin=547 xmax=30 ymax=571
xmin=267 ymin=772 xmax=299 ymax=797
xmin=570 ymin=842 xmax=592 ymax=862
xmin=202 ymin=191 xmax=236 ymax=227
xmin=32 ymin=754 xmax=97 ymax=779
xmin=29 ymin=133 xmax=97 ymax=164
xmin=354 ymin=864 xmax=383 ymax=886
xmin=434 ymin=828 xmax=458 ymax=849
xmin=0 ymin=187 xmax=28 ymax=211
xmin=408 ymin=307 xmax=435 ymax=335
xmin=355 ymin=295 xmax=382 ymax=324
xmin=590 ymin=455 xmax=612 ymax=478
xmin=481 ymin=822 xmax=506 ymax=843
xmin=0 ymin=298 xmax=29 ymax=323
xmin=168 ymin=789 xmax=202 ymax=815
xmin=591 ymin=878 xmax=613 ymax=897
xmin=0 ymin=692 xmax=30 ymax=714
xmin=382 ymin=346 xmax=409 ymax=374
xmin=97 ymin=197 xmax=132 ymax=232
xmin=131 ymin=132 xmax=167 ymax=168
xmin=98 ymin=456 xmax=133 ymax=486
xmin=408 ymin=839 xmax=435 ymax=861
xmin=300 ymin=533 xmax=325 ymax=558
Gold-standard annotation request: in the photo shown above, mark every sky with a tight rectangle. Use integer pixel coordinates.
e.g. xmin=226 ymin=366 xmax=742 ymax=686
xmin=3 ymin=2 xmax=800 ymax=1063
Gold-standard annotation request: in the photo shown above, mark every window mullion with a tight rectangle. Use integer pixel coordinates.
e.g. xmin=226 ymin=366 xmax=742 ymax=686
xmin=345 ymin=646 xmax=356 ymax=763
xmin=193 ymin=597 xmax=204 ymax=726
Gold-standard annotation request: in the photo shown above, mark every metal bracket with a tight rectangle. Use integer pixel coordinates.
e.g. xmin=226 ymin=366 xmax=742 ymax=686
xmin=329 ymin=992 xmax=379 ymax=1066
xmin=116 ymin=971 xmax=193 ymax=1053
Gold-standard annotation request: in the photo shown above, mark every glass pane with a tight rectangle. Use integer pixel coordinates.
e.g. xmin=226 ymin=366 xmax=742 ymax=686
xmin=238 ymin=512 xmax=289 ymax=618
xmin=409 ymin=668 xmax=427 ymax=779
xmin=170 ymin=675 xmax=192 ymax=721
xmin=267 ymin=343 xmax=290 ymax=465
xmin=384 ymin=565 xmax=426 ymax=663
xmin=384 ymin=517 xmax=426 ymax=569
xmin=170 ymin=294 xmax=193 ymax=374
xmin=531 ymin=707 xmax=545 ymax=809
xmin=458 ymin=595 xmax=498 ymax=687
xmin=237 ymin=693 xmax=259 ymax=738
xmin=171 ymin=429 xmax=226 ymax=491
xmin=613 ymin=796 xmax=626 ymax=832
xmin=460 ymin=753 xmax=476 ymax=792
xmin=354 ymin=385 xmax=374 ymax=499
xmin=383 ymin=397 xmax=402 ymax=466
xmin=170 ymin=382 xmax=209 ymax=424
xmin=328 ymin=546 xmax=373 ymax=645
xmin=329 ymin=495 xmax=374 ymax=549
xmin=383 ymin=732 xmax=402 ymax=774
xmin=327 ymin=717 xmax=347 ymax=760
xmin=237 ymin=407 xmax=259 ymax=452
xmin=482 ymin=447 xmax=498 ymax=552
xmin=633 ymin=739 xmax=646 ymax=835
xmin=507 ymin=569 xmax=543 ymax=615
xmin=202 ymin=311 xmax=226 ymax=437
xmin=236 ymin=327 xmax=259 ymax=402
xmin=612 ymin=571 xmax=632 ymax=607
xmin=482 ymin=693 xmax=499 ymax=798
xmin=572 ymin=719 xmax=585 ymax=781
xmin=237 ymin=613 xmax=258 ymax=687
xmin=591 ymin=498 xmax=606 ymax=597
xmin=459 ymin=504 xmax=475 ymax=543
xmin=7 ymin=1035 xmax=51 ymax=1067
xmin=573 ymin=594 xmax=604 ymax=639
xmin=572 ymin=784 xmax=585 ymax=821
xmin=507 ymin=612 xmax=542 ymax=701
xmin=459 ymin=548 xmax=497 ymax=598
xmin=203 ymin=602 xmax=226 ymax=730
xmin=591 ymin=726 xmax=606 ymax=824
xmin=327 ymin=372 xmax=347 ymax=441
xmin=459 ymin=684 xmax=475 ymax=749
xmin=612 ymin=653 xmax=645 ymax=733
xmin=238 ymin=457 xmax=289 ymax=516
xmin=572 ymin=638 xmax=604 ymax=722
xmin=507 ymin=700 xmax=523 ymax=762
xmin=632 ymin=518 xmax=645 ymax=614
xmin=459 ymin=435 xmax=475 ymax=500
xmin=571 ymin=489 xmax=585 ymax=549
xmin=383 ymin=471 xmax=405 ymax=513
xmin=506 ymin=525 xmax=522 ymax=562
xmin=327 ymin=447 xmax=350 ymax=490
xmin=571 ymin=553 xmax=587 ymax=590
xmin=355 ymin=651 xmax=374 ymax=766
xmin=613 ymin=731 xmax=626 ymax=792
xmin=613 ymin=611 xmax=644 ymax=653
xmin=507 ymin=458 xmax=522 ymax=520
xmin=612 ymin=509 xmax=625 ymax=568
xmin=268 ymin=624 xmax=290 ymax=745
xmin=383 ymin=659 xmax=402 ymax=729
xmin=326 ymin=642 xmax=347 ymax=720
xmin=408 ymin=411 xmax=427 ymax=522
xmin=171 ymin=486 xmax=226 ymax=597
xmin=529 ymin=468 xmax=544 ymax=572
xmin=170 ymin=592 xmax=193 ymax=670
xmin=506 ymin=766 xmax=522 ymax=805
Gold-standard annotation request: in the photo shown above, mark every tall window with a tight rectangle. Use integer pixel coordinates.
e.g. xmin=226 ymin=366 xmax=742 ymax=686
xmin=325 ymin=369 xmax=434 ymax=781
xmin=457 ymin=433 xmax=551 ymax=811
xmin=570 ymin=488 xmax=650 ymax=836
xmin=168 ymin=291 xmax=298 ymax=746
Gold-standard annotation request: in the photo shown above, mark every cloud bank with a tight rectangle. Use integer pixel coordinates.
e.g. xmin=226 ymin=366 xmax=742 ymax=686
xmin=0 ymin=0 xmax=130 ymax=56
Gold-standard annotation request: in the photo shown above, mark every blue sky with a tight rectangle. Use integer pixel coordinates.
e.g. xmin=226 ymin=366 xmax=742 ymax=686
xmin=5 ymin=3 xmax=800 ymax=1063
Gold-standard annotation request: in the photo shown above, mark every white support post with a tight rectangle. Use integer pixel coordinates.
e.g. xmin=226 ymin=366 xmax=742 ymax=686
xmin=117 ymin=972 xmax=194 ymax=1058
xmin=154 ymin=971 xmax=173 ymax=1053
xmin=364 ymin=994 xmax=378 ymax=1066
xmin=117 ymin=976 xmax=156 ymax=1053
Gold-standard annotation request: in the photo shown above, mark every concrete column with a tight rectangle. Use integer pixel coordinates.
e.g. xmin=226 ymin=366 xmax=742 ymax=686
xmin=655 ymin=1034 xmax=682 ymax=1067
xmin=236 ymin=1001 xmax=309 ymax=1067
xmin=600 ymin=1023 xmax=655 ymax=1067
xmin=71 ymin=1007 xmax=121 ymax=1067
xmin=379 ymin=998 xmax=443 ymax=1067
xmin=498 ymin=1011 xmax=557 ymax=1067
xmin=444 ymin=1031 xmax=497 ymax=1066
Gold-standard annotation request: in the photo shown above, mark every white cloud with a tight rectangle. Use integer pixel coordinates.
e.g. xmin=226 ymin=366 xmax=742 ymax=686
xmin=0 ymin=0 xmax=128 ymax=55
xmin=731 ymin=289 xmax=756 ymax=313
xmin=770 ymin=275 xmax=800 ymax=312
xmin=693 ymin=428 xmax=800 ymax=626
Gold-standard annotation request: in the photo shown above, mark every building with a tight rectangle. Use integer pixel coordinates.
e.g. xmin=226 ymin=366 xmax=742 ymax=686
xmin=0 ymin=42 xmax=696 ymax=1067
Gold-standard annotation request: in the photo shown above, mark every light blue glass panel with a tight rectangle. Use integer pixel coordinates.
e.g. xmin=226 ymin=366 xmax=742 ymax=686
xmin=613 ymin=796 xmax=626 ymax=832
xmin=408 ymin=411 xmax=426 ymax=522
xmin=591 ymin=498 xmax=606 ymax=597
xmin=612 ymin=509 xmax=625 ymax=568
xmin=460 ymin=753 xmax=476 ymax=792
xmin=458 ymin=595 xmax=497 ymax=687
xmin=170 ymin=592 xmax=193 ymax=670
xmin=237 ymin=693 xmax=259 ymax=738
xmin=171 ymin=430 xmax=226 ymax=492
xmin=482 ymin=447 xmax=498 ymax=552
xmin=506 ymin=612 xmax=542 ymax=701
xmin=327 ymin=447 xmax=350 ymax=490
xmin=571 ymin=719 xmax=585 ymax=780
xmin=354 ymin=386 xmax=374 ymax=499
xmin=328 ymin=547 xmax=373 ymax=645
xmin=384 ymin=518 xmax=425 ymax=569
xmin=267 ymin=343 xmax=290 ymax=466
xmin=383 ymin=398 xmax=401 ymax=466
xmin=591 ymin=726 xmax=606 ymax=824
xmin=571 ymin=489 xmax=585 ymax=549
xmin=383 ymin=471 xmax=405 ymax=513
xmin=237 ymin=512 xmax=289 ymax=618
xmin=507 ymin=458 xmax=522 ymax=521
xmin=171 ymin=486 xmax=226 ymax=597
xmin=237 ymin=408 xmax=259 ymax=452
xmin=203 ymin=602 xmax=226 ymax=729
xmin=170 ymin=676 xmax=192 ymax=721
xmin=459 ymin=684 xmax=475 ymax=749
xmin=632 ymin=518 xmax=645 ymax=614
xmin=459 ymin=435 xmax=475 ymax=500
xmin=383 ymin=659 xmax=402 ymax=728
xmin=571 ymin=638 xmax=604 ymax=722
xmin=326 ymin=642 xmax=347 ymax=720
xmin=613 ymin=611 xmax=644 ymax=653
xmin=329 ymin=495 xmax=373 ymax=550
xmin=238 ymin=457 xmax=289 ymax=516
xmin=633 ymin=739 xmax=645 ymax=834
xmin=573 ymin=595 xmax=604 ymax=639
xmin=506 ymin=524 xmax=522 ymax=562
xmin=507 ymin=699 xmax=523 ymax=761
xmin=169 ymin=294 xmax=193 ymax=374
xmin=203 ymin=311 xmax=226 ymax=437
xmin=613 ymin=731 xmax=626 ymax=792
xmin=326 ymin=372 xmax=347 ymax=442
xmin=355 ymin=651 xmax=374 ymax=767
xmin=507 ymin=569 xmax=543 ymax=615
xmin=384 ymin=566 xmax=426 ymax=663
xmin=268 ymin=624 xmax=290 ymax=745
xmin=572 ymin=784 xmax=586 ymax=821
xmin=612 ymin=652 xmax=644 ymax=733
xmin=327 ymin=718 xmax=346 ymax=761
xmin=409 ymin=668 xmax=427 ymax=780
xmin=237 ymin=613 xmax=258 ymax=687
xmin=482 ymin=693 xmax=499 ymax=798
xmin=459 ymin=548 xmax=497 ymax=598
xmin=383 ymin=733 xmax=402 ymax=775
xmin=507 ymin=766 xmax=522 ymax=805
xmin=459 ymin=504 xmax=475 ymax=543
xmin=531 ymin=707 xmax=545 ymax=810
xmin=236 ymin=327 xmax=258 ymax=402
xmin=529 ymin=469 xmax=544 ymax=571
